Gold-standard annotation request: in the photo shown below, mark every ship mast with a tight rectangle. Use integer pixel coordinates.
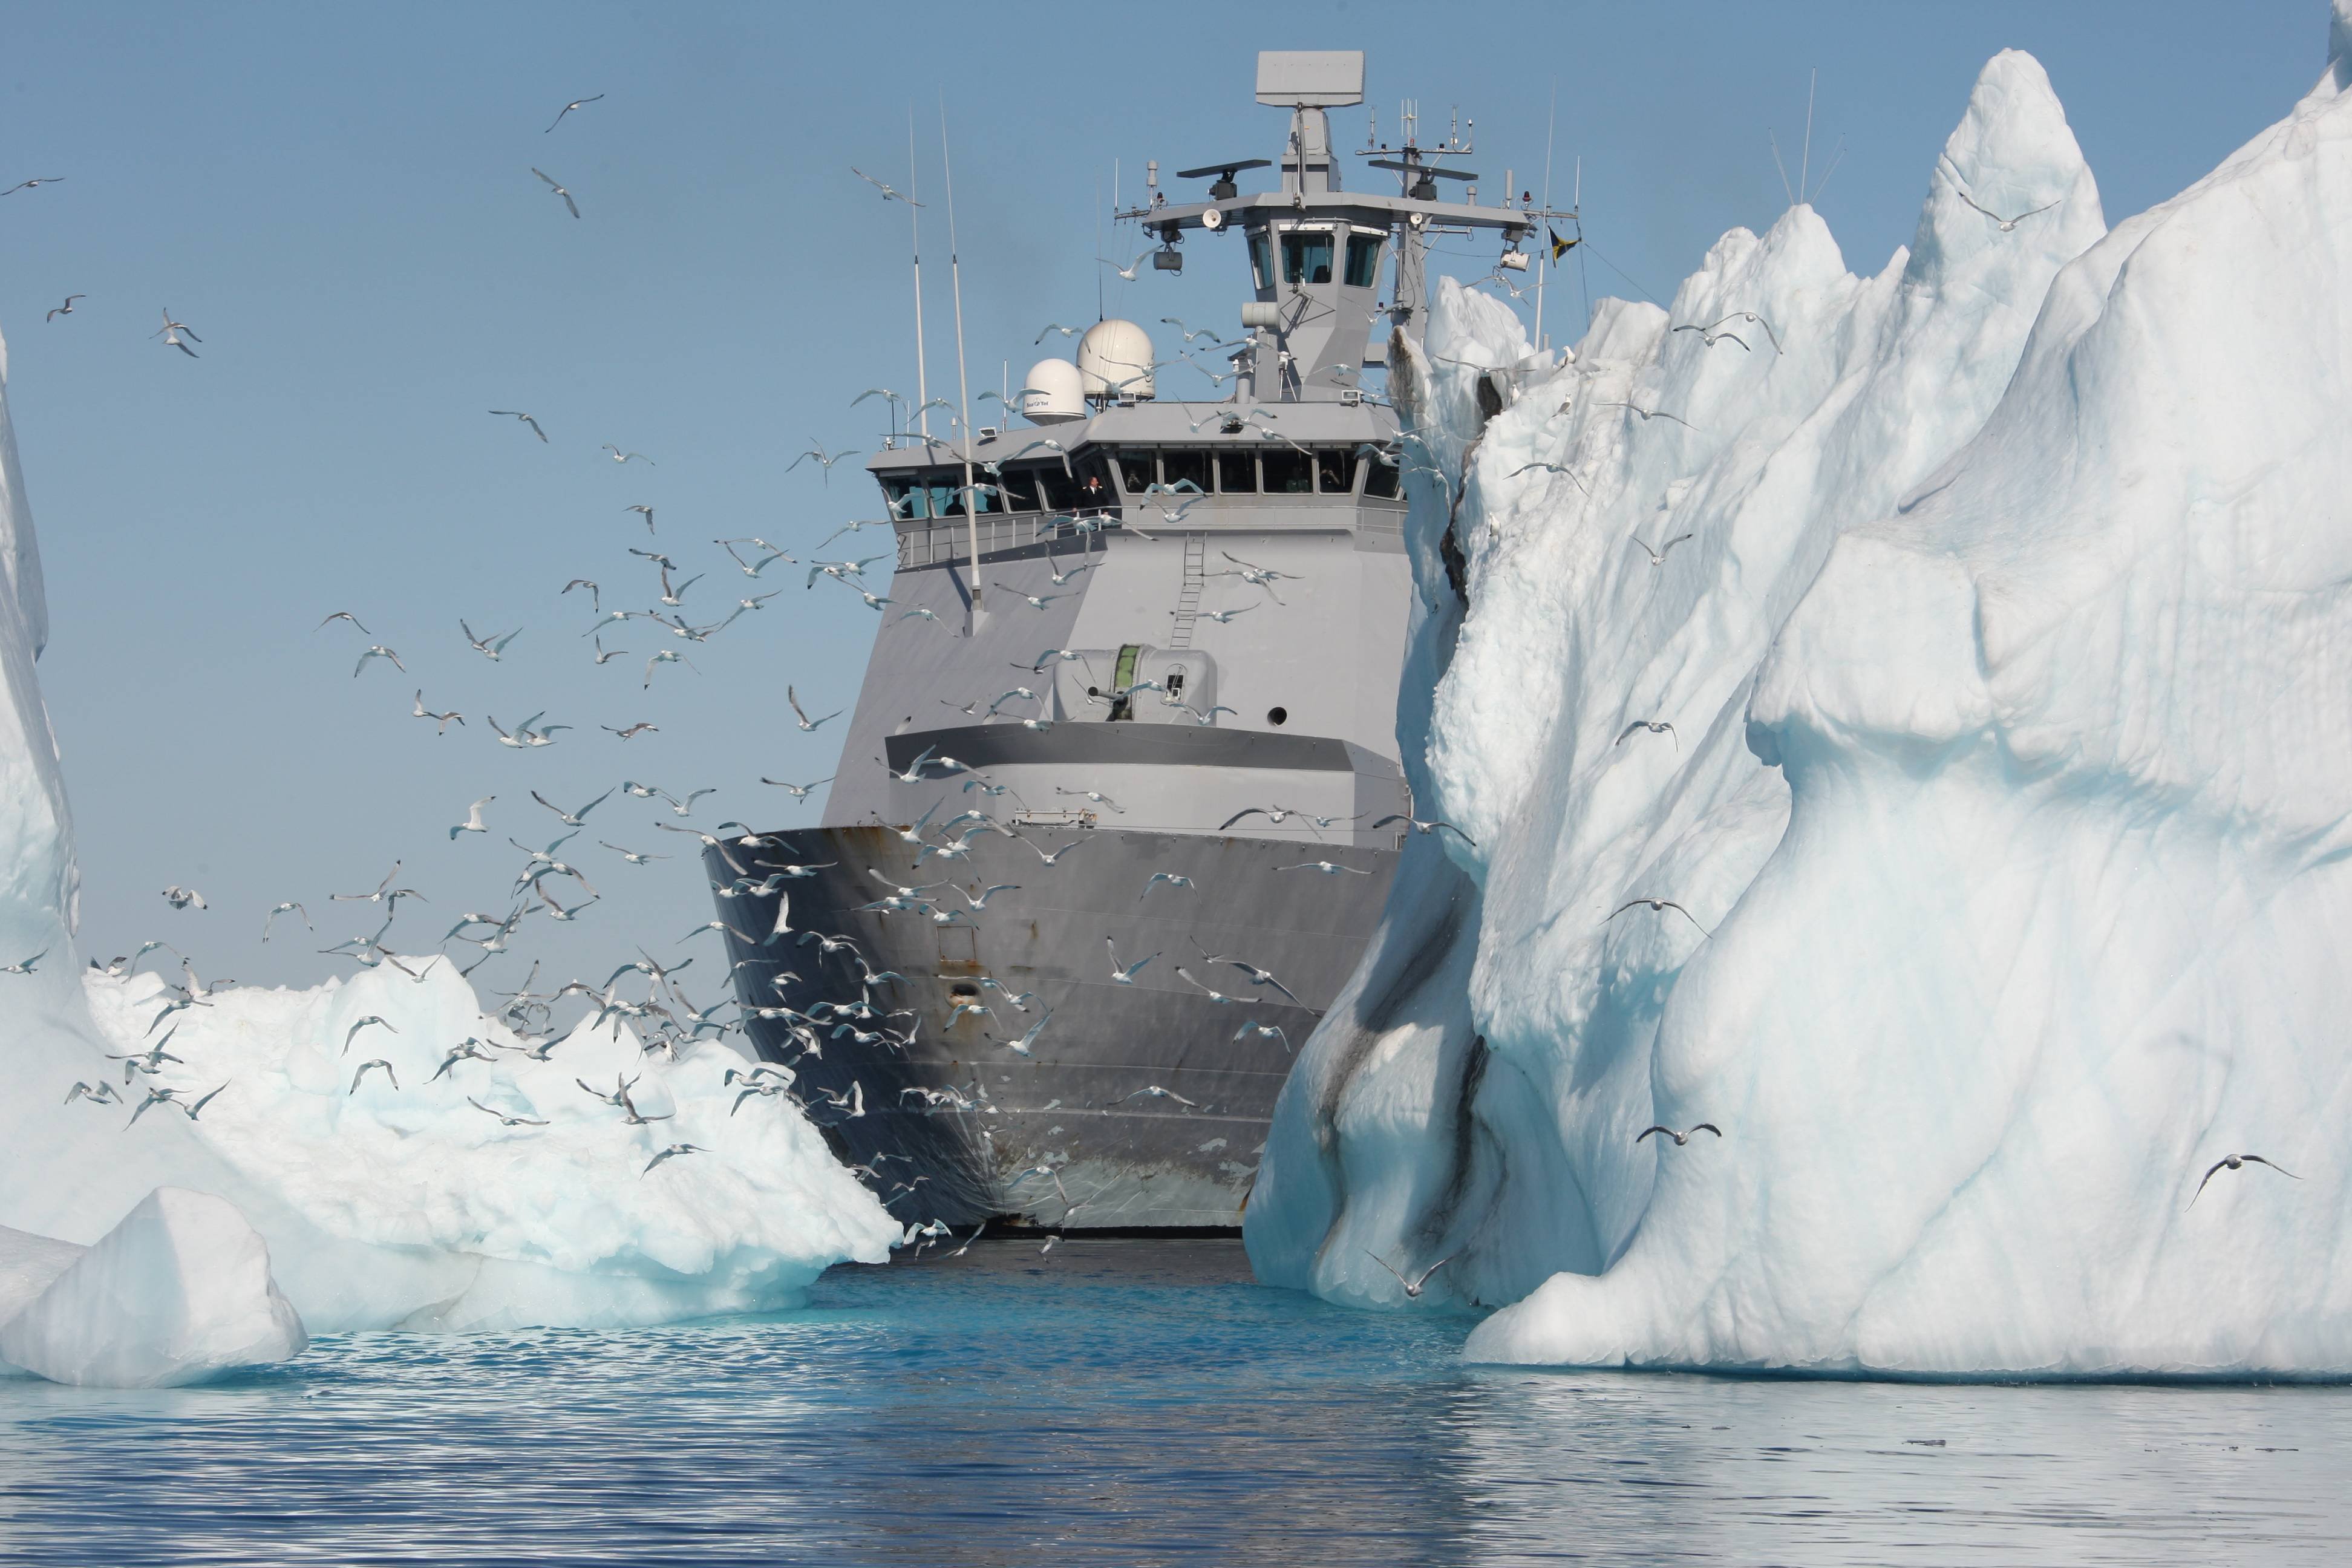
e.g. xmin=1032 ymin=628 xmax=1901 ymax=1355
xmin=909 ymin=108 xmax=930 ymax=441
xmin=941 ymin=103 xmax=982 ymax=616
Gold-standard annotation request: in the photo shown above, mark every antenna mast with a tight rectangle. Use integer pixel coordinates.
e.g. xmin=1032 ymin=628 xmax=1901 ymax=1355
xmin=909 ymin=109 xmax=930 ymax=441
xmin=1534 ymin=79 xmax=1555 ymax=351
xmin=941 ymin=101 xmax=983 ymax=617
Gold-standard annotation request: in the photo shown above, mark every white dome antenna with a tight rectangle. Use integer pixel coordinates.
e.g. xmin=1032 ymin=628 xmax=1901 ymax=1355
xmin=1077 ymin=320 xmax=1155 ymax=402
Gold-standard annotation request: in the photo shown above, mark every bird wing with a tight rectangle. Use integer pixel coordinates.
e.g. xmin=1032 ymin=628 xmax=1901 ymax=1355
xmin=1690 ymin=1123 xmax=1723 ymax=1137
xmin=1636 ymin=1126 xmax=1670 ymax=1143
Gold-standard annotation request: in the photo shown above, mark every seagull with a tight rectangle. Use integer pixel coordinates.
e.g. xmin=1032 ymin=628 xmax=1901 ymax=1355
xmin=532 ymin=167 xmax=580 ymax=218
xmin=1055 ymin=788 xmax=1123 ymax=814
xmin=625 ymin=503 xmax=656 ymax=532
xmin=544 ymin=94 xmax=604 ymax=132
xmin=45 ymin=295 xmax=83 ymax=322
xmin=1034 ymin=322 xmax=1081 ymax=344
xmin=1174 ymin=965 xmax=1237 ymax=1005
xmin=354 ymin=644 xmax=405 ymax=676
xmin=787 ymin=442 xmax=863 ymax=483
xmin=762 ymin=775 xmax=834 ymax=801
xmin=316 ymin=610 xmax=371 ymax=635
xmin=2 ymin=178 xmax=64 ymax=196
xmin=152 ymin=309 xmax=200 ymax=358
xmin=532 ymin=787 xmax=613 ymax=828
xmin=0 ymin=949 xmax=45 ymax=975
xmin=449 ymin=795 xmax=495 ymax=839
xmin=64 ymin=1080 xmax=123 ymax=1106
xmin=161 ymin=885 xmax=207 ymax=910
xmin=599 ymin=841 xmax=668 ymax=868
xmin=1233 ymin=1021 xmax=1290 ymax=1051
xmin=332 ymin=863 xmax=408 ymax=904
xmin=1602 ymin=401 xmax=1696 ymax=430
xmin=1106 ymin=938 xmax=1159 ymax=984
xmin=1119 ymin=1084 xmax=1200 ymax=1109
xmin=1606 ymin=898 xmax=1711 ymax=936
xmin=788 ymin=686 xmax=840 ymax=731
xmin=590 ymin=636 xmax=627 ymax=665
xmin=1197 ymin=606 xmax=1255 ymax=626
xmin=1616 ymin=720 xmax=1676 ymax=748
xmin=958 ymin=883 xmax=1020 ymax=911
xmin=261 ymin=901 xmax=309 ymax=941
xmin=342 ymin=1016 xmax=396 ymax=1055
xmin=460 ymin=620 xmax=522 ymax=661
xmin=468 ymin=1096 xmax=549 ymax=1126
xmin=644 ymin=649 xmax=697 ymax=688
xmin=1370 ymin=814 xmax=1476 ymax=845
xmin=487 ymin=712 xmax=566 ymax=748
xmin=1691 ymin=312 xmax=1783 ymax=353
xmin=1637 ymin=1123 xmax=1723 ymax=1146
xmin=489 ymin=410 xmax=548 ymax=442
xmin=1141 ymin=872 xmax=1195 ymax=898
xmin=1191 ymin=944 xmax=1304 ymax=1007
xmin=1953 ymin=188 xmax=2060 ymax=232
xmin=1670 ymin=323 xmax=1749 ymax=351
xmin=1630 ymin=533 xmax=1695 ymax=567
xmin=2190 ymin=1154 xmax=2299 ymax=1206
xmin=986 ymin=1008 xmax=1054 ymax=1058
xmin=643 ymin=1143 xmax=706 ymax=1174
xmin=1365 ymin=1250 xmax=1455 ymax=1299
xmin=350 ymin=1059 xmax=398 ymax=1093
xmin=1507 ymin=460 xmax=1590 ymax=492
xmin=1276 ymin=861 xmax=1371 ymax=876
xmin=1025 ymin=837 xmax=1086 ymax=867
xmin=1099 ymin=250 xmax=1152 ymax=281
xmin=429 ymin=1039 xmax=496 ymax=1082
xmin=413 ymin=691 xmax=465 ymax=733
xmin=603 ymin=721 xmax=659 ymax=741
xmin=852 ymin=167 xmax=923 ymax=206
xmin=600 ymin=444 xmax=653 ymax=465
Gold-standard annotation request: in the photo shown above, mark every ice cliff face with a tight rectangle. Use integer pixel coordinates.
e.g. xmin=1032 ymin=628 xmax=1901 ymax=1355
xmin=1249 ymin=28 xmax=2352 ymax=1376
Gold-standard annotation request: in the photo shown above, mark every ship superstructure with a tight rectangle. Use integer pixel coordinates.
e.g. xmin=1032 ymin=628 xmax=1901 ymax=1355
xmin=711 ymin=51 xmax=1541 ymax=1229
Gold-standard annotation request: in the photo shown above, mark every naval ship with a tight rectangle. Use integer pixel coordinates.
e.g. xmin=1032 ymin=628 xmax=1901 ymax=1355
xmin=710 ymin=51 xmax=1540 ymax=1230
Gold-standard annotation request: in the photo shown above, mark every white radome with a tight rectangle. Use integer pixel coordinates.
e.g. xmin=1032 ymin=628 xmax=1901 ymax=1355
xmin=1021 ymin=358 xmax=1086 ymax=424
xmin=1076 ymin=319 xmax=1154 ymax=402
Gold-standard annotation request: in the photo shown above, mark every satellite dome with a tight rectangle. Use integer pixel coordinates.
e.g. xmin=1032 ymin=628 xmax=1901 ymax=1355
xmin=1021 ymin=358 xmax=1086 ymax=424
xmin=1077 ymin=319 xmax=1155 ymax=402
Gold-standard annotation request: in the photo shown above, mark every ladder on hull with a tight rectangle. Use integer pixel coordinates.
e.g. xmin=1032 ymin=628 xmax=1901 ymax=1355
xmin=1168 ymin=533 xmax=1206 ymax=648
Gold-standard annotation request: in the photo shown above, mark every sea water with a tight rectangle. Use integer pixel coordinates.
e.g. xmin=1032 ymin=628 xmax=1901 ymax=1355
xmin=0 ymin=1240 xmax=2345 ymax=1565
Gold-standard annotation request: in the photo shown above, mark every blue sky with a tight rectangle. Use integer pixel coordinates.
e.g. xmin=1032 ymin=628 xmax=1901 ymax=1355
xmin=0 ymin=1 xmax=2321 ymax=987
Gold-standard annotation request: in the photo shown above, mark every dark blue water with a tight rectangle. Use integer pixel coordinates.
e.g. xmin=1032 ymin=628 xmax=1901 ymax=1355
xmin=1 ymin=1238 xmax=2345 ymax=1565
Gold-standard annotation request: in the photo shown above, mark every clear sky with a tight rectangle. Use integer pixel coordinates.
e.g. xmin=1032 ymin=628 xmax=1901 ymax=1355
xmin=0 ymin=1 xmax=2322 ymax=991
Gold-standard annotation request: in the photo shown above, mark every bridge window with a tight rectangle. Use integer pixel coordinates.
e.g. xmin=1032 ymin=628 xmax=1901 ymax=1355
xmin=1216 ymin=451 xmax=1258 ymax=494
xmin=882 ymin=478 xmax=926 ymax=519
xmin=1036 ymin=465 xmax=1080 ymax=513
xmin=997 ymin=469 xmax=1039 ymax=511
xmin=1249 ymin=231 xmax=1272 ymax=291
xmin=1163 ymin=449 xmax=1211 ymax=495
xmin=1114 ymin=449 xmax=1156 ymax=493
xmin=1316 ymin=449 xmax=1358 ymax=494
xmin=1345 ymin=235 xmax=1383 ymax=289
xmin=1281 ymin=232 xmax=1334 ymax=286
xmin=1364 ymin=457 xmax=1401 ymax=499
xmin=1261 ymin=448 xmax=1312 ymax=495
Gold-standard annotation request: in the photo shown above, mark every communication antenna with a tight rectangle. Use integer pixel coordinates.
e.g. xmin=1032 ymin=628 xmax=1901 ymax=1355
xmin=941 ymin=100 xmax=983 ymax=617
xmin=1095 ymin=172 xmax=1105 ymax=322
xmin=1534 ymin=79 xmax=1555 ymax=350
xmin=1800 ymin=68 xmax=1817 ymax=208
xmin=907 ymin=108 xmax=930 ymax=441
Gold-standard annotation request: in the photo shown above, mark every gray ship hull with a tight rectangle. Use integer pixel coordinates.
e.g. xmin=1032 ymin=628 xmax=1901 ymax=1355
xmin=710 ymin=823 xmax=1396 ymax=1230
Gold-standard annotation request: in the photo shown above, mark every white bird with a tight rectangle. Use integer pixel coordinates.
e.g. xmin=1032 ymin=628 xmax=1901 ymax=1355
xmin=1953 ymin=186 xmax=2060 ymax=232
xmin=449 ymin=795 xmax=495 ymax=840
xmin=354 ymin=645 xmax=405 ymax=677
xmin=1276 ymin=860 xmax=1371 ymax=877
xmin=852 ymin=167 xmax=923 ymax=206
xmin=1630 ymin=533 xmax=1695 ymax=567
xmin=161 ymin=885 xmax=207 ymax=910
xmin=1119 ymin=1084 xmax=1199 ymax=1109
xmin=413 ymin=690 xmax=466 ymax=733
xmin=2191 ymin=1153 xmax=2299 ymax=1206
xmin=1054 ymin=788 xmax=1123 ymax=814
xmin=350 ymin=1059 xmax=398 ymax=1094
xmin=532 ymin=166 xmax=580 ymax=218
xmin=1369 ymin=813 xmax=1476 ymax=846
xmin=1616 ymin=720 xmax=1676 ymax=748
xmin=1602 ymin=400 xmax=1697 ymax=431
xmin=787 ymin=442 xmax=863 ymax=483
xmin=600 ymin=444 xmax=653 ymax=465
xmin=461 ymin=619 xmax=522 ymax=661
xmin=987 ymin=1008 xmax=1054 ymax=1058
xmin=1034 ymin=322 xmax=1081 ymax=343
xmin=261 ymin=901 xmax=309 ymax=941
xmin=1638 ymin=1123 xmax=1723 ymax=1146
xmin=1670 ymin=323 xmax=1749 ymax=351
xmin=1606 ymin=897 xmax=1711 ymax=936
xmin=152 ymin=308 xmax=200 ymax=358
xmin=532 ymin=787 xmax=613 ymax=828
xmin=1 ymin=948 xmax=46 ymax=975
xmin=643 ymin=1143 xmax=706 ymax=1174
xmin=604 ymin=721 xmax=658 ymax=740
xmin=342 ymin=1016 xmax=396 ymax=1055
xmin=959 ymin=883 xmax=1020 ymax=911
xmin=1099 ymin=250 xmax=1152 ymax=281
xmin=544 ymin=94 xmax=604 ymax=132
xmin=1365 ymin=1250 xmax=1455 ymax=1299
xmin=1174 ymin=965 xmax=1234 ymax=1004
xmin=1233 ymin=1021 xmax=1290 ymax=1052
xmin=64 ymin=1080 xmax=122 ymax=1106
xmin=761 ymin=775 xmax=834 ymax=802
xmin=468 ymin=1096 xmax=549 ymax=1126
xmin=1106 ymin=938 xmax=1158 ymax=984
xmin=489 ymin=410 xmax=547 ymax=442
xmin=317 ymin=610 xmax=371 ymax=635
xmin=1140 ymin=872 xmax=1194 ymax=898
xmin=1024 ymin=837 xmax=1086 ymax=867
xmin=788 ymin=686 xmax=840 ymax=731
xmin=45 ymin=294 xmax=83 ymax=322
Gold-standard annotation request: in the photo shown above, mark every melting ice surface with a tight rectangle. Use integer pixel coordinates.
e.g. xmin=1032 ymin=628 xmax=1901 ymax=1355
xmin=1251 ymin=21 xmax=2352 ymax=1375
xmin=2 ymin=1242 xmax=2350 ymax=1566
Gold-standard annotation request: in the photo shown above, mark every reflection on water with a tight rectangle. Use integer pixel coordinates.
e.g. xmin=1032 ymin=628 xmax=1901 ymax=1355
xmin=0 ymin=1239 xmax=2344 ymax=1565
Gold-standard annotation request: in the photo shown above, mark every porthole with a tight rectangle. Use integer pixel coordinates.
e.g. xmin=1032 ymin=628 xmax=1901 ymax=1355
xmin=1267 ymin=706 xmax=1289 ymax=727
xmin=949 ymin=981 xmax=980 ymax=998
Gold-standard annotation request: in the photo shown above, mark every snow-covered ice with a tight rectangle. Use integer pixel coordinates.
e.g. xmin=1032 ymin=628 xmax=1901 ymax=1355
xmin=1249 ymin=16 xmax=2352 ymax=1376
xmin=0 ymin=1189 xmax=306 ymax=1388
xmin=0 ymin=324 xmax=897 ymax=1341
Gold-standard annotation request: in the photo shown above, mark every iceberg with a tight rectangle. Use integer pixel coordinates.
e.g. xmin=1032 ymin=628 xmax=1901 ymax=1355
xmin=1249 ymin=12 xmax=2352 ymax=1376
xmin=0 ymin=323 xmax=897 ymax=1338
xmin=0 ymin=1189 xmax=306 ymax=1388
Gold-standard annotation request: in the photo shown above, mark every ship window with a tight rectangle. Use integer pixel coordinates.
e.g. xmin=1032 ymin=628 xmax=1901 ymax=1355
xmin=1345 ymin=235 xmax=1384 ymax=289
xmin=883 ymin=479 xmax=926 ymax=520
xmin=1261 ymin=448 xmax=1312 ymax=495
xmin=1316 ymin=448 xmax=1358 ymax=494
xmin=1162 ymin=449 xmax=1211 ymax=496
xmin=998 ymin=469 xmax=1039 ymax=511
xmin=1115 ymin=449 xmax=1156 ymax=493
xmin=1267 ymin=705 xmax=1289 ymax=727
xmin=1216 ymin=451 xmax=1258 ymax=494
xmin=1035 ymin=465 xmax=1080 ymax=513
xmin=1072 ymin=457 xmax=1117 ymax=514
xmin=1249 ymin=230 xmax=1272 ymax=291
xmin=1281 ymin=231 xmax=1334 ymax=286
xmin=919 ymin=471 xmax=968 ymax=518
xmin=965 ymin=479 xmax=1001 ymax=515
xmin=1364 ymin=457 xmax=1401 ymax=499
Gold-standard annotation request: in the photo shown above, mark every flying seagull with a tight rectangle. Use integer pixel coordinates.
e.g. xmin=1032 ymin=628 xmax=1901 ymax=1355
xmin=1607 ymin=897 xmax=1711 ymax=936
xmin=544 ymin=94 xmax=604 ymax=133
xmin=2190 ymin=1153 xmax=2299 ymax=1206
xmin=1953 ymin=188 xmax=2060 ymax=233
xmin=1616 ymin=720 xmax=1676 ymax=748
xmin=489 ymin=410 xmax=548 ymax=442
xmin=532 ymin=167 xmax=580 ymax=218
xmin=851 ymin=167 xmax=923 ymax=206
xmin=1630 ymin=533 xmax=1695 ymax=567
xmin=1365 ymin=1250 xmax=1455 ymax=1299
xmin=45 ymin=294 xmax=83 ymax=322
xmin=1637 ymin=1123 xmax=1722 ymax=1146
